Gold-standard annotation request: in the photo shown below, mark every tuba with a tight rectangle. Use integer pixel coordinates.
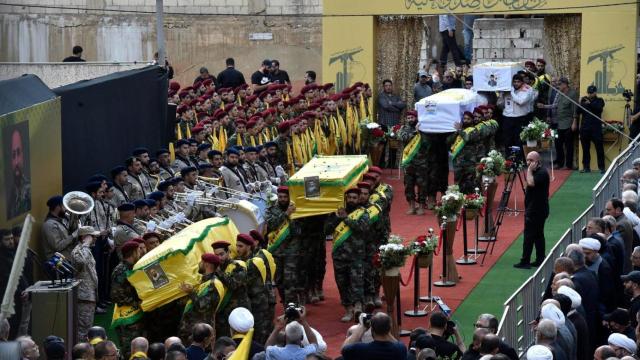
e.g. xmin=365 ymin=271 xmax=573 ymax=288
xmin=63 ymin=191 xmax=95 ymax=229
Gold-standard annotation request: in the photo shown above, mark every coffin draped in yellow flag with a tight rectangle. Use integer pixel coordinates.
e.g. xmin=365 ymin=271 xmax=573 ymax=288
xmin=126 ymin=217 xmax=240 ymax=312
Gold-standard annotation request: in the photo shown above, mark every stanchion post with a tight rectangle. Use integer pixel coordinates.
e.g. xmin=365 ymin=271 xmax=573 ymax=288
xmin=434 ymin=217 xmax=456 ymax=287
xmin=405 ymin=255 xmax=427 ymax=317
xmin=457 ymin=207 xmax=477 ymax=265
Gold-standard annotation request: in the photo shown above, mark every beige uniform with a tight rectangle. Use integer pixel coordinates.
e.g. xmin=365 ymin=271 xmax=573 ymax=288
xmin=42 ymin=215 xmax=75 ymax=259
xmin=220 ymin=165 xmax=248 ymax=193
xmin=171 ymin=156 xmax=197 ymax=173
xmin=158 ymin=166 xmax=175 ymax=181
xmin=113 ymin=221 xmax=142 ymax=259
xmin=125 ymin=173 xmax=147 ymax=200
xmin=71 ymin=241 xmax=98 ymax=341
xmin=110 ymin=185 xmax=129 ymax=208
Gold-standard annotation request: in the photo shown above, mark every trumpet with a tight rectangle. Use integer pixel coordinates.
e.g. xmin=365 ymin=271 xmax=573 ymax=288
xmin=134 ymin=218 xmax=175 ymax=236
xmin=174 ymin=192 xmax=239 ymax=209
xmin=164 ymin=208 xmax=195 ymax=225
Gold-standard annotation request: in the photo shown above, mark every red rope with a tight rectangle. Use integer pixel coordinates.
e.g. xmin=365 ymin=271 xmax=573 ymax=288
xmin=456 ymin=215 xmax=462 ymax=231
xmin=399 ymin=256 xmax=416 ymax=287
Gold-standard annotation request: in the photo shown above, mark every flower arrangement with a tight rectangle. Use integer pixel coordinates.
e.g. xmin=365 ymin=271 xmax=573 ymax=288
xmin=520 ymin=118 xmax=549 ymax=142
xmin=476 ymin=150 xmax=506 ymax=177
xmin=387 ymin=124 xmax=402 ymax=139
xmin=410 ymin=228 xmax=438 ymax=256
xmin=435 ymin=185 xmax=465 ymax=219
xmin=464 ymin=189 xmax=485 ymax=210
xmin=366 ymin=122 xmax=386 ymax=145
xmin=541 ymin=127 xmax=558 ymax=140
xmin=603 ymin=121 xmax=625 ymax=134
xmin=376 ymin=234 xmax=411 ymax=269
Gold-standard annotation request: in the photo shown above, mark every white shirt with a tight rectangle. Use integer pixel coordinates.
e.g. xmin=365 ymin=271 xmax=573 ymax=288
xmin=439 ymin=15 xmax=456 ymax=32
xmin=501 ymin=84 xmax=534 ymax=118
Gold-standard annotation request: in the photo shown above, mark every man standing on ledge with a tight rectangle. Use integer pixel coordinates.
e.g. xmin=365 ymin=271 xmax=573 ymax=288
xmin=515 ymin=151 xmax=550 ymax=269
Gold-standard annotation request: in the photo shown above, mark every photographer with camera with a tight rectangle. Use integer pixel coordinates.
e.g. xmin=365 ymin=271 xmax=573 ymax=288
xmin=265 ymin=306 xmax=319 ymax=360
xmin=341 ymin=312 xmax=407 ymax=360
xmin=428 ymin=312 xmax=465 ymax=360
xmin=577 ymin=85 xmax=606 ymax=173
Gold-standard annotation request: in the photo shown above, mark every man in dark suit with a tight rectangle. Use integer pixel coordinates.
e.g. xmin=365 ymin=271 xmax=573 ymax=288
xmin=566 ymin=243 xmax=600 ymax=351
xmin=606 ymin=199 xmax=636 ymax=273
xmin=580 ymin=237 xmax=616 ymax=313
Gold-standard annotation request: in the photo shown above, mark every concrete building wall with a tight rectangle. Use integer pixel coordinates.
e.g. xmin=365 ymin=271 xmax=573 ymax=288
xmin=473 ymin=18 xmax=545 ymax=63
xmin=0 ymin=1 xmax=322 ymax=88
xmin=0 ymin=62 xmax=149 ymax=88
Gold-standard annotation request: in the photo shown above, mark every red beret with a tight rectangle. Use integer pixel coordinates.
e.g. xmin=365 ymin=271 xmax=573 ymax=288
xmin=246 ymin=120 xmax=257 ymax=130
xmin=463 ymin=111 xmax=474 ymax=118
xmin=356 ymin=181 xmax=370 ymax=190
xmin=193 ymin=82 xmax=202 ymax=89
xmin=236 ymin=119 xmax=247 ymax=127
xmin=191 ymin=126 xmax=205 ymax=134
xmin=202 ymin=79 xmax=213 ymax=86
xmin=363 ymin=173 xmax=377 ymax=182
xmin=473 ymin=107 xmax=483 ymax=115
xmin=201 ymin=253 xmax=221 ymax=265
xmin=169 ymin=81 xmax=181 ymax=91
xmin=307 ymin=103 xmax=320 ymax=111
xmin=302 ymin=111 xmax=316 ymax=119
xmin=183 ymin=86 xmax=194 ymax=91
xmin=322 ymin=83 xmax=334 ymax=91
xmin=524 ymin=60 xmax=536 ymax=67
xmin=406 ymin=110 xmax=418 ymax=117
xmin=267 ymin=84 xmax=281 ymax=91
xmin=258 ymin=90 xmax=273 ymax=100
xmin=262 ymin=108 xmax=276 ymax=116
xmin=245 ymin=95 xmax=258 ymax=104
xmin=213 ymin=109 xmax=227 ymax=120
xmin=177 ymin=105 xmax=189 ymax=114
xmin=277 ymin=121 xmax=291 ymax=133
xmin=188 ymin=99 xmax=198 ymax=107
xmin=121 ymin=241 xmax=140 ymax=257
xmin=345 ymin=187 xmax=361 ymax=195
xmin=249 ymin=115 xmax=262 ymax=123
xmin=486 ymin=104 xmax=496 ymax=110
xmin=211 ymin=240 xmax=231 ymax=250
xmin=205 ymin=88 xmax=215 ymax=96
xmin=353 ymin=82 xmax=364 ymax=88
xmin=536 ymin=58 xmax=546 ymax=65
xmin=224 ymin=104 xmax=236 ymax=112
xmin=329 ymin=94 xmax=342 ymax=102
xmin=249 ymin=230 xmax=265 ymax=244
xmin=196 ymin=112 xmax=208 ymax=119
xmin=368 ymin=166 xmax=383 ymax=175
xmin=236 ymin=233 xmax=255 ymax=246
xmin=218 ymin=87 xmax=230 ymax=94
xmin=178 ymin=91 xmax=189 ymax=99
xmin=277 ymin=185 xmax=289 ymax=194
xmin=340 ymin=93 xmax=351 ymax=100
xmin=131 ymin=237 xmax=145 ymax=244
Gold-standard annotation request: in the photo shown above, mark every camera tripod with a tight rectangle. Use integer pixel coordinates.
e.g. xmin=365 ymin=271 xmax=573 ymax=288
xmin=481 ymin=166 xmax=526 ymax=265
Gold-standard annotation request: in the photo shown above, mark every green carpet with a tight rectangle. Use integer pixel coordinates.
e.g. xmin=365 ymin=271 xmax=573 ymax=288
xmin=452 ymin=171 xmax=601 ymax=341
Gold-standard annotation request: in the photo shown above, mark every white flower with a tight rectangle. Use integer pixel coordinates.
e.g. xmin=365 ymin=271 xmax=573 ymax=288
xmin=366 ymin=123 xmax=380 ymax=129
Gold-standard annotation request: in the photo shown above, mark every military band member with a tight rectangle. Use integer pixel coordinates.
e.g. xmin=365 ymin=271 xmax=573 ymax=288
xmin=132 ymin=148 xmax=155 ymax=195
xmin=211 ymin=240 xmax=250 ymax=338
xmin=324 ymin=188 xmax=369 ymax=322
xmin=178 ymin=253 xmax=225 ymax=343
xmin=207 ymin=150 xmax=224 ymax=179
xmin=125 ymin=157 xmax=147 ymax=200
xmin=71 ymin=226 xmax=100 ymax=341
xmin=110 ymin=240 xmax=143 ymax=359
xmin=172 ymin=139 xmax=198 ymax=173
xmin=196 ymin=143 xmax=212 ymax=167
xmin=132 ymin=199 xmax=150 ymax=234
xmin=156 ymin=149 xmax=175 ymax=181
xmin=113 ymin=203 xmax=142 ymax=259
xmin=42 ymin=195 xmax=77 ymax=259
xmin=220 ymin=149 xmax=249 ymax=193
xmin=110 ymin=165 xmax=130 ymax=207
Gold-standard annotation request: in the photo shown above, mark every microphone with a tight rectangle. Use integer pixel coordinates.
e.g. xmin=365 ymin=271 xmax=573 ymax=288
xmin=54 ymin=252 xmax=77 ymax=273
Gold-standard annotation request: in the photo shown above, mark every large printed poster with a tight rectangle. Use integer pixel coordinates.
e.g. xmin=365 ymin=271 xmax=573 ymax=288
xmin=0 ymin=98 xmax=62 ymax=227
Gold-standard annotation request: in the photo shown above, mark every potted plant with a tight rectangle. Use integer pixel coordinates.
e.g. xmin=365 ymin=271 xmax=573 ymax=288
xmin=463 ymin=189 xmax=485 ymax=220
xmin=520 ymin=119 xmax=547 ymax=147
xmin=477 ymin=150 xmax=506 ymax=184
xmin=410 ymin=228 xmax=438 ymax=268
xmin=603 ymin=121 xmax=625 ymax=142
xmin=376 ymin=234 xmax=411 ymax=276
xmin=435 ymin=185 xmax=465 ymax=221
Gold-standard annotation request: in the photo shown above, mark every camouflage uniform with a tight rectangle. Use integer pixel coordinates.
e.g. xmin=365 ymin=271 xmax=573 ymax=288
xmin=215 ymin=259 xmax=250 ymax=338
xmin=398 ymin=127 xmax=429 ymax=205
xmin=241 ymin=248 xmax=276 ymax=344
xmin=71 ymin=241 xmax=98 ymax=341
xmin=226 ymin=133 xmax=247 ymax=149
xmin=424 ymin=133 xmax=451 ymax=197
xmin=273 ymin=135 xmax=291 ymax=170
xmin=324 ymin=207 xmax=369 ymax=306
xmin=42 ymin=215 xmax=75 ymax=259
xmin=264 ymin=204 xmax=304 ymax=305
xmin=370 ymin=183 xmax=393 ymax=292
xmin=362 ymin=203 xmax=384 ymax=299
xmin=110 ymin=260 xmax=143 ymax=358
xmin=178 ymin=273 xmax=222 ymax=343
xmin=448 ymin=126 xmax=482 ymax=194
xmin=113 ymin=221 xmax=142 ymax=260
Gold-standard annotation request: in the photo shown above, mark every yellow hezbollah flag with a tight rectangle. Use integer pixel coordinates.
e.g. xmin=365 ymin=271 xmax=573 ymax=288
xmin=228 ymin=328 xmax=254 ymax=360
xmin=126 ymin=217 xmax=240 ymax=312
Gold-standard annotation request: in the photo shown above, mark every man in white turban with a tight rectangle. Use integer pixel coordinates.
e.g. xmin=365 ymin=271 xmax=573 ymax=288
xmin=580 ymin=237 xmax=616 ymax=313
xmin=608 ymin=332 xmax=637 ymax=357
xmin=540 ymin=302 xmax=575 ymax=360
xmin=526 ymin=344 xmax=553 ymax=360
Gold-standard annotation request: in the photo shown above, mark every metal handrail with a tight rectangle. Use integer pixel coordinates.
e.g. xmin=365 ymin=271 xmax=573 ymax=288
xmin=497 ymin=136 xmax=640 ymax=356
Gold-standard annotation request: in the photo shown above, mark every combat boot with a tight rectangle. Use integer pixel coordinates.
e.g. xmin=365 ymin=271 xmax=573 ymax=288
xmin=416 ymin=206 xmax=425 ymax=216
xmin=373 ymin=295 xmax=383 ymax=308
xmin=353 ymin=302 xmax=363 ymax=322
xmin=406 ymin=201 xmax=416 ymax=215
xmin=340 ymin=306 xmax=354 ymax=322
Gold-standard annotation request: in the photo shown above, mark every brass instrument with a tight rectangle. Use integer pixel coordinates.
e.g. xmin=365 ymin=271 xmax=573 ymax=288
xmin=63 ymin=191 xmax=95 ymax=229
xmin=134 ymin=218 xmax=175 ymax=237
xmin=173 ymin=192 xmax=239 ymax=209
